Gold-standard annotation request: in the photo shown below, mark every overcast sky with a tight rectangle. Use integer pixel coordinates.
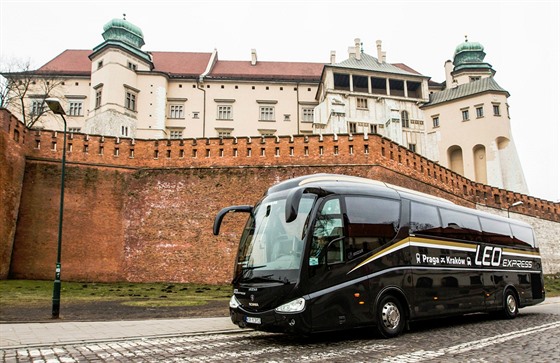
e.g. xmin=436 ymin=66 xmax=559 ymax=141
xmin=1 ymin=0 xmax=558 ymax=202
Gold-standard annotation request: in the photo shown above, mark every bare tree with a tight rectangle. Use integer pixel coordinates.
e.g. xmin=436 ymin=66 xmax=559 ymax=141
xmin=0 ymin=57 xmax=64 ymax=128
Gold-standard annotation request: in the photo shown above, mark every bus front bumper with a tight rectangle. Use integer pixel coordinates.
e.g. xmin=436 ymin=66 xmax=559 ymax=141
xmin=230 ymin=307 xmax=310 ymax=334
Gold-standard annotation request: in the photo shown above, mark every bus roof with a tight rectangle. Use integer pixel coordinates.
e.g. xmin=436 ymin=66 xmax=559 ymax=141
xmin=268 ymin=174 xmax=533 ymax=230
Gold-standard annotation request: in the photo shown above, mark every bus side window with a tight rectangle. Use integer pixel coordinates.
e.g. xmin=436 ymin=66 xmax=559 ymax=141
xmin=345 ymin=196 xmax=400 ymax=260
xmin=310 ymin=198 xmax=344 ymax=266
xmin=410 ymin=202 xmax=441 ymax=236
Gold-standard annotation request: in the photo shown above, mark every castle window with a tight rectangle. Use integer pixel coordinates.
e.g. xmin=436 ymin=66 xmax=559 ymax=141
xmin=95 ymin=89 xmax=102 ymax=109
xmin=30 ymin=99 xmax=44 ymax=116
xmin=169 ymin=130 xmax=183 ymax=139
xmin=169 ymin=104 xmax=184 ymax=119
xmin=216 ymin=128 xmax=233 ymax=137
xmin=348 ymin=122 xmax=357 ymax=134
xmin=217 ymin=105 xmax=233 ymax=120
xmin=476 ymin=105 xmax=484 ymax=118
xmin=259 ymin=106 xmax=275 ymax=121
xmin=68 ymin=101 xmax=83 ymax=116
xmin=409 ymin=144 xmax=417 ymax=153
xmin=125 ymin=91 xmax=137 ymax=111
xmin=461 ymin=108 xmax=470 ymax=121
xmin=401 ymin=110 xmax=410 ymax=128
xmin=432 ymin=115 xmax=440 ymax=128
xmin=97 ymin=60 xmax=103 ymax=69
xmin=356 ymin=98 xmax=368 ymax=109
xmin=302 ymin=107 xmax=314 ymax=122
xmin=493 ymin=103 xmax=501 ymax=116
xmin=121 ymin=126 xmax=129 ymax=137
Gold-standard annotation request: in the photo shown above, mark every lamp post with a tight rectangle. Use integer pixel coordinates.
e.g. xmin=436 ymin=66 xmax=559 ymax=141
xmin=45 ymin=97 xmax=67 ymax=319
xmin=507 ymin=201 xmax=523 ymax=218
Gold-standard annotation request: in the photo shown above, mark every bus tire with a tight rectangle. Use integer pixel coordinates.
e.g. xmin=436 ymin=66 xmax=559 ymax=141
xmin=502 ymin=289 xmax=519 ymax=319
xmin=376 ymin=295 xmax=405 ymax=338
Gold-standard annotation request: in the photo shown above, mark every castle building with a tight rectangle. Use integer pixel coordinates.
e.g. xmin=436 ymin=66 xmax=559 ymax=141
xmin=2 ymin=18 xmax=527 ymax=194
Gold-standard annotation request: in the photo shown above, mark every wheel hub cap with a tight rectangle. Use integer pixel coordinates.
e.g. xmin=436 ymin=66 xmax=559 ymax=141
xmin=382 ymin=302 xmax=400 ymax=329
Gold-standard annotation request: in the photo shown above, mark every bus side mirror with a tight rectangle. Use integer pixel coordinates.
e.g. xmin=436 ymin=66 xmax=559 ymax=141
xmin=213 ymin=205 xmax=253 ymax=235
xmin=285 ymin=188 xmax=305 ymax=223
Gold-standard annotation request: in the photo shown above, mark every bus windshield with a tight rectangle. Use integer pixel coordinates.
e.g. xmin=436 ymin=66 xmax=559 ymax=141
xmin=234 ymin=194 xmax=316 ymax=284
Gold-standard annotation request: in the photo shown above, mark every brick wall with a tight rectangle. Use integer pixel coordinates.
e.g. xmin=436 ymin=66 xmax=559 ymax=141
xmin=0 ymin=110 xmax=28 ymax=279
xmin=1 ymin=109 xmax=558 ymax=283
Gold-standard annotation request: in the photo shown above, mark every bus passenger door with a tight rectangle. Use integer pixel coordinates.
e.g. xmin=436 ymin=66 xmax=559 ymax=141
xmin=306 ymin=197 xmax=369 ymax=332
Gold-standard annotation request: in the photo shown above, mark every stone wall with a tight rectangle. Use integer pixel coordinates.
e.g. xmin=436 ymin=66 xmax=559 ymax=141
xmin=0 ymin=110 xmax=28 ymax=279
xmin=1 ymin=109 xmax=558 ymax=283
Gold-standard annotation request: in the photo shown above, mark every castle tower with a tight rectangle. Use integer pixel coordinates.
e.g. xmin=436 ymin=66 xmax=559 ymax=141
xmin=84 ymin=16 xmax=155 ymax=138
xmin=422 ymin=38 xmax=528 ymax=195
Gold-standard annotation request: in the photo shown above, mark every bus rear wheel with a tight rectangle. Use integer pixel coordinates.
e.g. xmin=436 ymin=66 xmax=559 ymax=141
xmin=376 ymin=295 xmax=405 ymax=338
xmin=502 ymin=289 xmax=519 ymax=319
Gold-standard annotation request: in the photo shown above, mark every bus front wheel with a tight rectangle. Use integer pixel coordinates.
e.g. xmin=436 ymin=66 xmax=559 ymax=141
xmin=502 ymin=289 xmax=519 ymax=319
xmin=376 ymin=295 xmax=405 ymax=338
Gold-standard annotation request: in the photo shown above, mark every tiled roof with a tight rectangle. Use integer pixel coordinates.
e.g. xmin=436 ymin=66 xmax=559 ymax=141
xmin=423 ymin=77 xmax=509 ymax=107
xmin=35 ymin=49 xmax=421 ymax=84
xmin=38 ymin=49 xmax=92 ymax=76
xmin=331 ymin=53 xmax=426 ymax=77
xmin=392 ymin=63 xmax=422 ymax=75
xmin=209 ymin=60 xmax=324 ymax=81
xmin=151 ymin=51 xmax=213 ymax=77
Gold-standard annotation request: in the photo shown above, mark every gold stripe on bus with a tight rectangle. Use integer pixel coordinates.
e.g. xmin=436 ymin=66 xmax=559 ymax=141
xmin=348 ymin=238 xmax=410 ymax=274
xmin=409 ymin=237 xmax=476 ymax=251
xmin=348 ymin=237 xmax=541 ymax=274
xmin=502 ymin=248 xmax=541 ymax=257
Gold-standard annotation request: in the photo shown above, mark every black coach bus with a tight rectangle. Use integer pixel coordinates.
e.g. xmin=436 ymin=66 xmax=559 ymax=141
xmin=213 ymin=174 xmax=545 ymax=337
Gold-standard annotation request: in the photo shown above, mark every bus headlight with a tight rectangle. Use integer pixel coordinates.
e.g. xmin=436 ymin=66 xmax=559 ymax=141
xmin=229 ymin=295 xmax=240 ymax=309
xmin=275 ymin=297 xmax=306 ymax=313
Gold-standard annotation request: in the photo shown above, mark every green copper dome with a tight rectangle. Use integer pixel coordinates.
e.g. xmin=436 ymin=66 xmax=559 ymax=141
xmin=453 ymin=38 xmax=492 ymax=73
xmin=454 ymin=40 xmax=484 ymax=55
xmin=102 ymin=18 xmax=145 ymax=49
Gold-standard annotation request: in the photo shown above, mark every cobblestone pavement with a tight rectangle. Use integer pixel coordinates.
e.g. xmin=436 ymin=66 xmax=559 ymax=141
xmin=2 ymin=312 xmax=559 ymax=362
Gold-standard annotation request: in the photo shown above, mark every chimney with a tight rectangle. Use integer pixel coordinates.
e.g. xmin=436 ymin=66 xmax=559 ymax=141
xmin=376 ymin=40 xmax=383 ymax=63
xmin=330 ymin=51 xmax=336 ymax=64
xmin=348 ymin=46 xmax=356 ymax=59
xmin=444 ymin=60 xmax=454 ymax=89
xmin=251 ymin=49 xmax=257 ymax=66
xmin=355 ymin=38 xmax=361 ymax=61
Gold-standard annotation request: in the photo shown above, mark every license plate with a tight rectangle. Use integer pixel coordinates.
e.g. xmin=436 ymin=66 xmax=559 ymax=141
xmin=245 ymin=316 xmax=261 ymax=324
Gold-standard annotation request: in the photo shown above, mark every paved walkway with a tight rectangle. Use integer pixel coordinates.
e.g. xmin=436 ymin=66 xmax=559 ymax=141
xmin=0 ymin=317 xmax=240 ymax=349
xmin=1 ymin=297 xmax=558 ymax=350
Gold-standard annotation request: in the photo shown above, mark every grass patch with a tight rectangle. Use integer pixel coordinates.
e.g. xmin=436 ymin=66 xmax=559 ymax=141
xmin=0 ymin=280 xmax=231 ymax=308
xmin=545 ymin=274 xmax=560 ymax=297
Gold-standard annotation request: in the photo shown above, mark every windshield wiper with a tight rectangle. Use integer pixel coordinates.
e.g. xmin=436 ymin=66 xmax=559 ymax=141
xmin=240 ymin=264 xmax=267 ymax=271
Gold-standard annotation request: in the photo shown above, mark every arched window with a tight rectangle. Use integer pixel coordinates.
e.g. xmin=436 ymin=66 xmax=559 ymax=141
xmin=447 ymin=145 xmax=464 ymax=175
xmin=473 ymin=144 xmax=487 ymax=184
xmin=401 ymin=111 xmax=410 ymax=128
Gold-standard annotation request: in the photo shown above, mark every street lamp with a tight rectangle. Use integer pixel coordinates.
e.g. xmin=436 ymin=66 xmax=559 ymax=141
xmin=45 ymin=97 xmax=67 ymax=319
xmin=507 ymin=201 xmax=523 ymax=218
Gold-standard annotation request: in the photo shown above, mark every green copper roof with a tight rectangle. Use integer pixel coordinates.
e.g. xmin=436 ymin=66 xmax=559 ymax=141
xmin=102 ymin=18 xmax=145 ymax=49
xmin=92 ymin=18 xmax=151 ymax=64
xmin=331 ymin=53 xmax=426 ymax=77
xmin=422 ymin=77 xmax=509 ymax=107
xmin=453 ymin=39 xmax=493 ymax=73
xmin=455 ymin=40 xmax=484 ymax=54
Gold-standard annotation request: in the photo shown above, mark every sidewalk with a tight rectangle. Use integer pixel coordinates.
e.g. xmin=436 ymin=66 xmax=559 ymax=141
xmin=1 ymin=297 xmax=558 ymax=350
xmin=0 ymin=317 xmax=240 ymax=349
